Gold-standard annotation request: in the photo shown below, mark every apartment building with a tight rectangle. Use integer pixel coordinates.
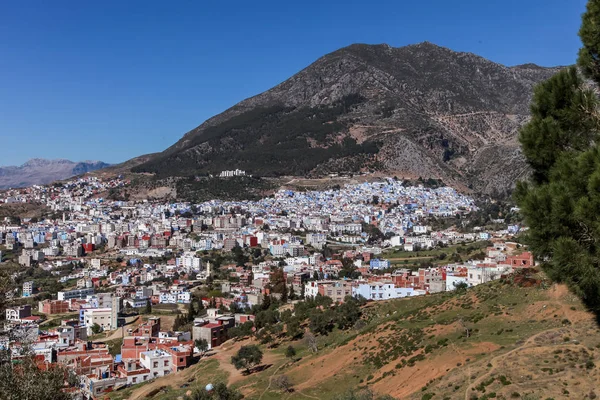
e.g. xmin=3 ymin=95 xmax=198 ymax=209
xmin=22 ymin=281 xmax=34 ymax=297
xmin=39 ymin=299 xmax=70 ymax=314
xmin=82 ymin=308 xmax=115 ymax=334
xmin=139 ymin=350 xmax=172 ymax=378
xmin=58 ymin=288 xmax=94 ymax=301
xmin=5 ymin=305 xmax=32 ymax=322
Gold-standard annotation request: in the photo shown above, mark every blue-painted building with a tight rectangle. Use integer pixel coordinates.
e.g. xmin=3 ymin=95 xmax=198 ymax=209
xmin=369 ymin=259 xmax=391 ymax=270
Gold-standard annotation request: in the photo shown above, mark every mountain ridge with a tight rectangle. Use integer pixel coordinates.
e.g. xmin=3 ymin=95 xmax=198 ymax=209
xmin=0 ymin=159 xmax=110 ymax=189
xmin=131 ymin=42 xmax=563 ymax=195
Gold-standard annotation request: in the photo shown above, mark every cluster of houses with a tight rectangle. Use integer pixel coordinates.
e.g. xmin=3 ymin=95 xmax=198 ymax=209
xmin=218 ymin=240 xmax=534 ymax=305
xmin=3 ymin=295 xmax=256 ymax=399
xmin=0 ymin=175 xmax=532 ymax=397
xmin=0 ymin=178 xmax=480 ymax=268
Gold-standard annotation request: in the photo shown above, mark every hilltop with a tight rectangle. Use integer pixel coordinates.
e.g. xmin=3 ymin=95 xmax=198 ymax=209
xmin=0 ymin=158 xmax=110 ymax=189
xmin=130 ymin=42 xmax=561 ymax=196
xmin=111 ymin=272 xmax=600 ymax=400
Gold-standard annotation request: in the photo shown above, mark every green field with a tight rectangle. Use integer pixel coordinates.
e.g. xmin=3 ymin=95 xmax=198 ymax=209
xmin=382 ymin=240 xmax=492 ymax=268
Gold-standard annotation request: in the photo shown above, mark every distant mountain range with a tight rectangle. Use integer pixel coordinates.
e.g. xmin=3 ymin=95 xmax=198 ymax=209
xmin=0 ymin=159 xmax=110 ymax=189
xmin=130 ymin=42 xmax=561 ymax=195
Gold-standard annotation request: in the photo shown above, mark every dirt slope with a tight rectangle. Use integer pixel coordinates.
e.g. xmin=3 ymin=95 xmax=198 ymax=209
xmin=116 ymin=274 xmax=600 ymax=400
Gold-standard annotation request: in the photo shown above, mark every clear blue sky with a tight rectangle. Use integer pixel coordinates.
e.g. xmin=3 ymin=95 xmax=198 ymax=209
xmin=0 ymin=0 xmax=588 ymax=166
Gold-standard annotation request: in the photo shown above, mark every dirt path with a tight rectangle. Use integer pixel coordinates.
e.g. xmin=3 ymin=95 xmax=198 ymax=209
xmin=388 ymin=256 xmax=433 ymax=261
xmin=128 ymin=363 xmax=200 ymax=400
xmin=205 ymin=338 xmax=283 ymax=387
xmin=258 ymin=363 xmax=286 ymax=400
xmin=294 ymin=391 xmax=320 ymax=399
xmin=450 ymin=341 xmax=472 ymax=391
xmin=463 ymin=326 xmax=569 ymax=400
xmin=212 ymin=341 xmax=248 ymax=385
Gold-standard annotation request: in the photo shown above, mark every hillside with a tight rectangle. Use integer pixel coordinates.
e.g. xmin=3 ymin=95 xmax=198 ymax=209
xmin=111 ymin=272 xmax=600 ymax=400
xmin=0 ymin=158 xmax=110 ymax=189
xmin=131 ymin=42 xmax=561 ymax=195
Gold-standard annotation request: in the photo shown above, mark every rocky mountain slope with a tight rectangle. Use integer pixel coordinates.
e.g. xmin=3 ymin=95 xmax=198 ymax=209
xmin=0 ymin=159 xmax=110 ymax=189
xmin=132 ymin=42 xmax=561 ymax=195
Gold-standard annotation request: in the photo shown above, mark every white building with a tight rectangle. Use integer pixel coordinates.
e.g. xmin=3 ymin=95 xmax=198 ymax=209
xmin=466 ymin=265 xmax=509 ymax=287
xmin=139 ymin=350 xmax=172 ymax=379
xmin=86 ymin=293 xmax=113 ymax=308
xmin=390 ymin=236 xmax=403 ymax=247
xmin=58 ymin=288 xmax=94 ymax=301
xmin=123 ymin=297 xmax=147 ymax=309
xmin=445 ymin=274 xmax=469 ymax=291
xmin=43 ymin=247 xmax=60 ymax=257
xmin=82 ymin=308 xmax=113 ymax=334
xmin=177 ymin=254 xmax=202 ymax=272
xmin=304 ymin=281 xmax=320 ymax=299
xmin=22 ymin=281 xmax=34 ymax=297
xmin=219 ymin=169 xmax=246 ymax=178
xmin=177 ymin=292 xmax=191 ymax=303
xmin=5 ymin=305 xmax=31 ymax=322
xmin=413 ymin=225 xmax=431 ymax=235
xmin=352 ymin=283 xmax=416 ymax=301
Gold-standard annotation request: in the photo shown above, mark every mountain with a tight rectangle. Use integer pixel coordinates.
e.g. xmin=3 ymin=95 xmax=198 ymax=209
xmin=0 ymin=159 xmax=110 ymax=189
xmin=132 ymin=42 xmax=562 ymax=195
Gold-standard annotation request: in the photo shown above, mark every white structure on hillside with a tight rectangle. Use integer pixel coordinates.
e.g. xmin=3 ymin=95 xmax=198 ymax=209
xmin=140 ymin=350 xmax=172 ymax=378
xmin=219 ymin=169 xmax=246 ymax=178
xmin=352 ymin=283 xmax=416 ymax=301
xmin=82 ymin=308 xmax=113 ymax=334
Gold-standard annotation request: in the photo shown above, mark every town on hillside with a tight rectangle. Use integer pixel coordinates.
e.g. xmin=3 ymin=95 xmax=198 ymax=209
xmin=0 ymin=176 xmax=532 ymax=398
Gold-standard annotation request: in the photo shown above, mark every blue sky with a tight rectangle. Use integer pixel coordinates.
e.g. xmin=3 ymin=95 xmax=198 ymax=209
xmin=0 ymin=0 xmax=588 ymax=166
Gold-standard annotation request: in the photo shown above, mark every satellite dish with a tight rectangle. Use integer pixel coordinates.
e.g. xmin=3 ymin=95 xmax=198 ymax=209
xmin=205 ymin=383 xmax=214 ymax=392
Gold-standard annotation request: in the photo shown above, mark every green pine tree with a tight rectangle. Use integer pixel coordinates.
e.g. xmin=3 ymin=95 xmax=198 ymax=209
xmin=579 ymin=0 xmax=600 ymax=86
xmin=281 ymin=281 xmax=288 ymax=303
xmin=186 ymin=301 xmax=195 ymax=322
xmin=261 ymin=294 xmax=271 ymax=311
xmin=516 ymin=0 xmax=600 ymax=321
xmin=518 ymin=66 xmax=597 ymax=184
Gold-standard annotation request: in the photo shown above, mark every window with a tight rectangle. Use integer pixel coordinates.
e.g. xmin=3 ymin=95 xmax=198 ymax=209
xmin=132 ymin=377 xmax=137 ymax=383
xmin=164 ymin=360 xmax=169 ymax=366
xmin=153 ymin=362 xmax=158 ymax=368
